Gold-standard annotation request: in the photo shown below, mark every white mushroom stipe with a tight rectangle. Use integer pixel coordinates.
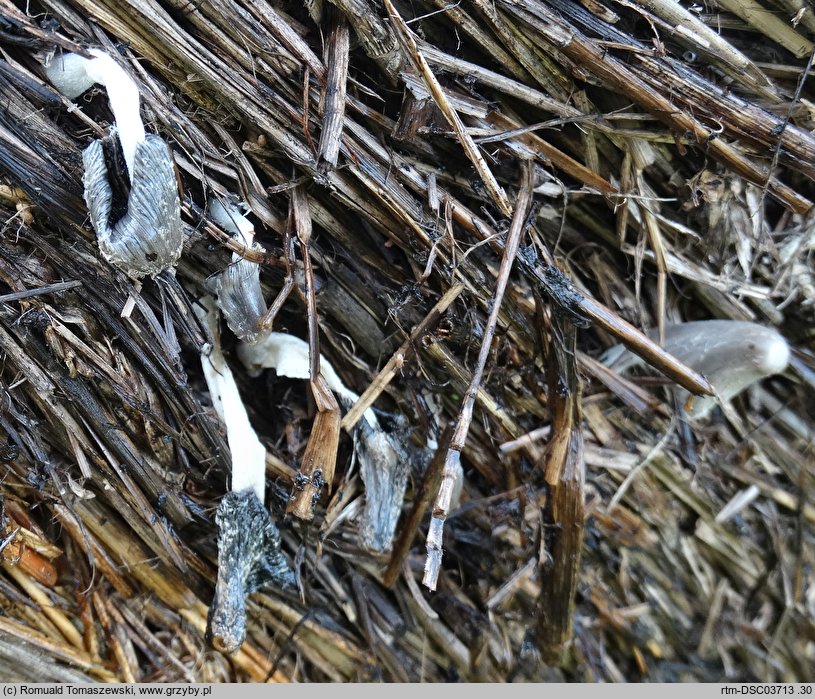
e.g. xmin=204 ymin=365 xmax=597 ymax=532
xmin=194 ymin=296 xmax=267 ymax=502
xmin=205 ymin=198 xmax=267 ymax=343
xmin=602 ymin=320 xmax=790 ymax=418
xmin=45 ymin=49 xmax=145 ymax=179
xmin=237 ymin=332 xmax=378 ymax=428
xmin=207 ymin=198 xmax=255 ymax=249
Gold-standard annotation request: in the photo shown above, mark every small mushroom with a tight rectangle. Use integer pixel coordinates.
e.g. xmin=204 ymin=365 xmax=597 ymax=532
xmin=603 ymin=320 xmax=790 ymax=418
xmin=205 ymin=198 xmax=267 ymax=344
xmin=44 ymin=50 xmax=182 ymax=278
xmin=356 ymin=417 xmax=409 ymax=552
xmin=237 ymin=332 xmax=409 ymax=551
xmin=208 ymin=488 xmax=294 ymax=654
xmin=194 ymin=296 xmax=293 ymax=653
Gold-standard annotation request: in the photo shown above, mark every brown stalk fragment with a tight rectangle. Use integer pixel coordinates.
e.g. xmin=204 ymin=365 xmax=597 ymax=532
xmin=0 ymin=536 xmax=58 ymax=587
xmin=577 ymin=350 xmax=665 ymax=415
xmin=484 ymin=111 xmax=617 ymax=194
xmin=534 ymin=296 xmax=585 ymax=664
xmin=257 ymin=222 xmax=296 ymax=332
xmin=285 ymin=185 xmax=341 ymax=521
xmin=529 ymin=260 xmax=715 ymax=396
xmin=183 ymin=202 xmax=272 ymax=265
xmin=317 ymin=13 xmax=349 ymax=173
xmin=383 ymin=427 xmax=452 ymax=588
xmin=286 ymin=375 xmax=341 ymax=521
xmin=423 ymin=163 xmax=534 ymax=591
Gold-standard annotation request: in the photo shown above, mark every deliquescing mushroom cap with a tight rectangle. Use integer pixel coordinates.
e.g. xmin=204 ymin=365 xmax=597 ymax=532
xmin=45 ymin=49 xmax=183 ymax=279
xmin=83 ymin=135 xmax=183 ymax=279
xmin=205 ymin=198 xmax=267 ymax=343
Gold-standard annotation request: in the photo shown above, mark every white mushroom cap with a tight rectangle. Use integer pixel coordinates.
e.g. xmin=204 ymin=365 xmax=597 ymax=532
xmin=604 ymin=320 xmax=791 ymax=418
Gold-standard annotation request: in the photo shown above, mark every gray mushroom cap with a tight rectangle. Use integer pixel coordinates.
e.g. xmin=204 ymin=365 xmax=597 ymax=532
xmin=206 ymin=256 xmax=267 ymax=344
xmin=356 ymin=418 xmax=409 ymax=552
xmin=83 ymin=133 xmax=183 ymax=279
xmin=206 ymin=489 xmax=294 ymax=653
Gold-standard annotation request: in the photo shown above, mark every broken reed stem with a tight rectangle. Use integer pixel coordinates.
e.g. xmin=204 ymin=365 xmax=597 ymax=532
xmin=383 ymin=426 xmax=453 ymax=588
xmin=286 ymin=375 xmax=341 ymax=520
xmin=534 ymin=297 xmax=585 ymax=663
xmin=576 ymin=294 xmax=714 ymax=395
xmin=423 ymin=162 xmax=534 ymax=591
xmin=341 ymin=282 xmax=465 ymax=430
xmin=384 ymin=0 xmax=511 ymax=217
xmin=3 ymin=562 xmax=83 ymax=649
xmin=0 ymin=536 xmax=58 ymax=588
xmin=0 ymin=616 xmax=116 ymax=681
xmin=317 ymin=13 xmax=349 ymax=170
xmin=500 ymin=0 xmax=812 ymax=213
xmin=286 ymin=184 xmax=341 ymax=520
xmin=0 ymin=280 xmax=82 ymax=303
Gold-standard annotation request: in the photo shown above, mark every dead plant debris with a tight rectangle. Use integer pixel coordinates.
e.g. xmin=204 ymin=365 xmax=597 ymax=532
xmin=0 ymin=0 xmax=813 ymax=683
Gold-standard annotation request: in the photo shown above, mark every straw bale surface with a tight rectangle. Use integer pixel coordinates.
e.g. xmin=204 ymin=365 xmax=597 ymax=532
xmin=0 ymin=0 xmax=813 ymax=682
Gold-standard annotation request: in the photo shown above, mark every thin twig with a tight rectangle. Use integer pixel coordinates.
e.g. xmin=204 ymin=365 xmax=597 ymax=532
xmin=0 ymin=280 xmax=81 ymax=303
xmin=286 ymin=185 xmax=341 ymax=520
xmin=423 ymin=161 xmax=534 ymax=591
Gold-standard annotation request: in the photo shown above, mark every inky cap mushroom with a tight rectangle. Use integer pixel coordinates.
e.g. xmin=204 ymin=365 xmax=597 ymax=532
xmin=207 ymin=489 xmax=295 ymax=654
xmin=603 ymin=320 xmax=790 ymax=418
xmin=194 ymin=296 xmax=294 ymax=652
xmin=205 ymin=198 xmax=266 ymax=343
xmin=83 ymin=135 xmax=182 ymax=279
xmin=44 ymin=49 xmax=183 ymax=279
xmin=356 ymin=418 xmax=409 ymax=552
